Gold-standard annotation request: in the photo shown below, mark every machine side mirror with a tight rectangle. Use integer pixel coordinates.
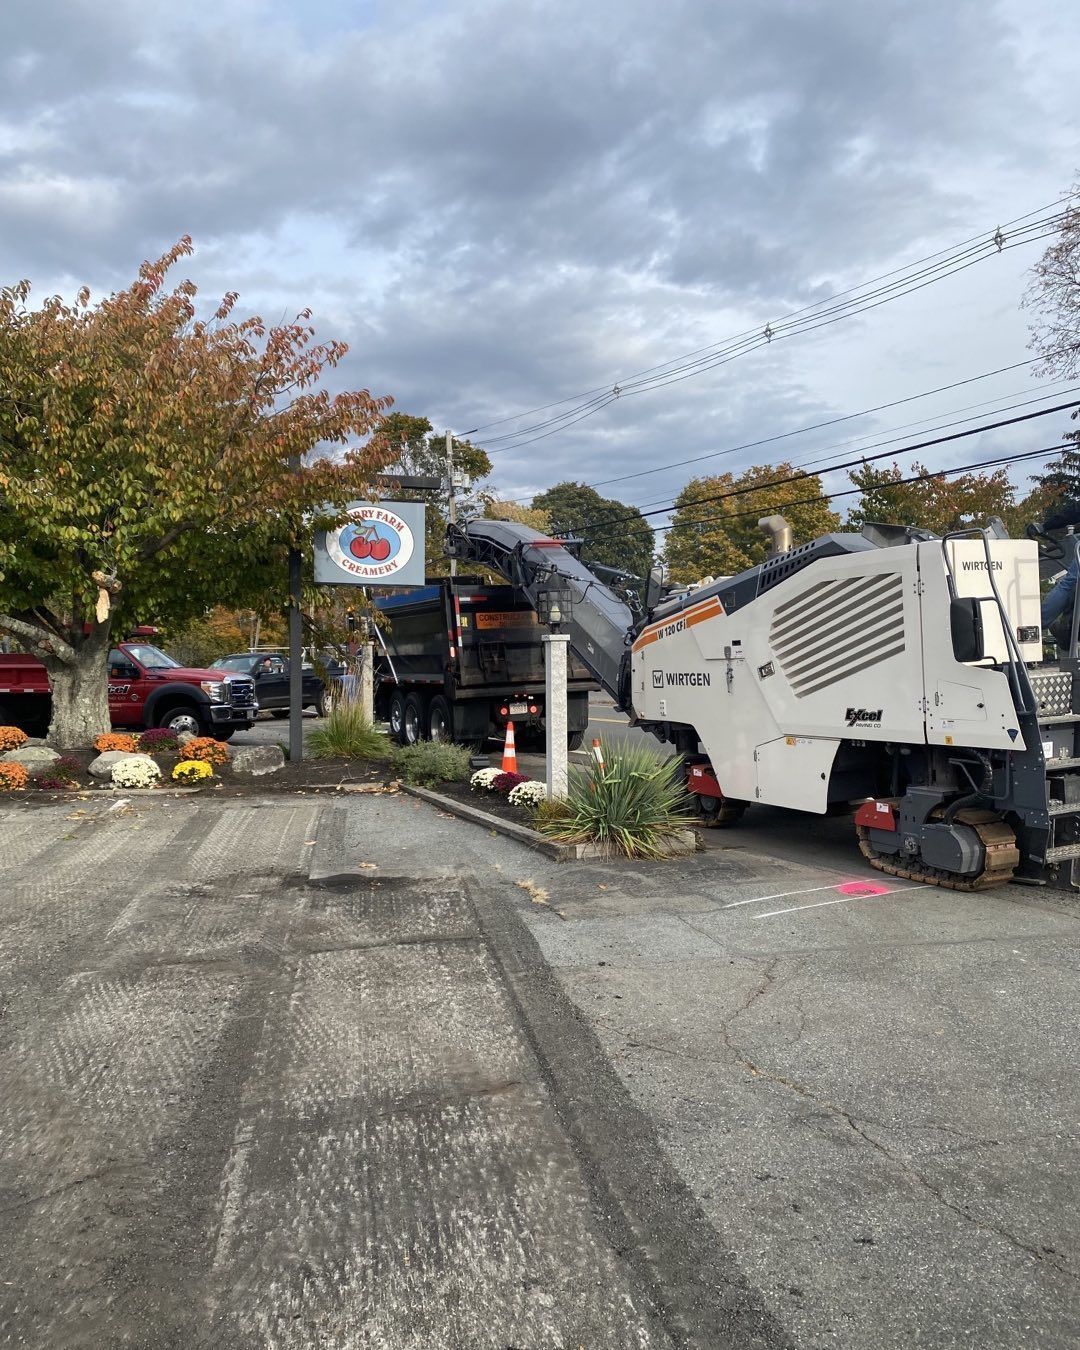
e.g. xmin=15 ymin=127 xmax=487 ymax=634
xmin=950 ymin=597 xmax=985 ymax=663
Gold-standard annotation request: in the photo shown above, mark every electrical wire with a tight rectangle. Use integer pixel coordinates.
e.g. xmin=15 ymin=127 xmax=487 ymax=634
xmin=470 ymin=200 xmax=1073 ymax=452
xmin=462 ymin=193 xmax=1075 ymax=440
xmin=562 ymin=398 xmax=1080 ymax=541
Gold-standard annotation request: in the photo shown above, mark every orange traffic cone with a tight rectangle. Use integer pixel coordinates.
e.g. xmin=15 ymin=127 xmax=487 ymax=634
xmin=501 ymin=720 xmax=519 ymax=774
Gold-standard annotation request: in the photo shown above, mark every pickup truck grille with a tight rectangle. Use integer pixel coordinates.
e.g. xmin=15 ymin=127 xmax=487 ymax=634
xmin=227 ymin=677 xmax=256 ymax=708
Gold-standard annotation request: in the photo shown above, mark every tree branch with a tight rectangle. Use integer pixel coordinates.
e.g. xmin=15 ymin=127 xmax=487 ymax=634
xmin=0 ymin=613 xmax=76 ymax=664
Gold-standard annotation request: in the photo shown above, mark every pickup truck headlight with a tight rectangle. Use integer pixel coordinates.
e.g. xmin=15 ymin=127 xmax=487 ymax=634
xmin=200 ymin=680 xmax=226 ymax=702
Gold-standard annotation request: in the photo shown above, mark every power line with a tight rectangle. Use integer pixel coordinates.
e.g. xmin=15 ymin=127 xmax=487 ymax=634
xmin=463 ymin=192 xmax=1076 ymax=443
xmin=649 ymin=443 xmax=1066 ymax=536
xmin=472 ymin=201 xmax=1073 ymax=453
xmin=564 ymin=399 xmax=1080 ymax=541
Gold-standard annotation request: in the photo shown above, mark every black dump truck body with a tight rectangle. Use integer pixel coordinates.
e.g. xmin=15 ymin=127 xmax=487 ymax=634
xmin=373 ymin=578 xmax=596 ymax=748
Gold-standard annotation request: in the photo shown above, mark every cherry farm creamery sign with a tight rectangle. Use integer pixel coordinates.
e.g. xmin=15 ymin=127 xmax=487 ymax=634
xmin=313 ymin=501 xmax=426 ymax=587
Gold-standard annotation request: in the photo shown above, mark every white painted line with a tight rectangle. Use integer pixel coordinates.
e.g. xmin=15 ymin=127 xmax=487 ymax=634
xmin=722 ymin=881 xmax=857 ymax=909
xmin=753 ymin=884 xmax=930 ymax=919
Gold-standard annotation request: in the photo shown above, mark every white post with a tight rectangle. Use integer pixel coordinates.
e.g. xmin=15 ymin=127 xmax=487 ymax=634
xmin=359 ymin=641 xmax=374 ymax=723
xmin=543 ymin=632 xmax=570 ymax=799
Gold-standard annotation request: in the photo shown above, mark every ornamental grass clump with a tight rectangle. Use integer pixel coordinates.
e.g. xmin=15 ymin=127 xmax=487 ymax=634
xmin=0 ymin=763 xmax=29 ymax=791
xmin=178 ymin=736 xmax=229 ymax=766
xmin=173 ymin=760 xmax=214 ymax=783
xmin=0 ymin=726 xmax=28 ymax=753
xmin=111 ymin=757 xmax=162 ymax=789
xmin=308 ymin=693 xmax=390 ymax=760
xmin=537 ymin=739 xmax=692 ymax=859
xmin=393 ymin=740 xmax=471 ymax=787
xmin=94 ymin=732 xmax=139 ymax=753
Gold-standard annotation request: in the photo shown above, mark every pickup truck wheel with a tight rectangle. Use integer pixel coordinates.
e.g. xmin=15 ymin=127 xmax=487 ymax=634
xmin=313 ymin=692 xmax=328 ymax=718
xmin=388 ymin=690 xmax=407 ymax=745
xmin=403 ymin=693 xmax=426 ymax=745
xmin=567 ymin=731 xmax=585 ymax=751
xmin=427 ymin=696 xmax=454 ymax=743
xmin=158 ymin=706 xmax=205 ymax=738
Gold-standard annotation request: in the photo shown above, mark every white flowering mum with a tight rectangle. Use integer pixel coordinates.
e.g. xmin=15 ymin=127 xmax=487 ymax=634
xmin=111 ymin=756 xmax=162 ymax=789
xmin=470 ymin=768 xmax=502 ymax=792
xmin=508 ymin=780 xmax=547 ymax=809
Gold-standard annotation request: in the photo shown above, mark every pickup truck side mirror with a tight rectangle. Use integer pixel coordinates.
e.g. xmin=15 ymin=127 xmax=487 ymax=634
xmin=950 ymin=597 xmax=985 ymax=663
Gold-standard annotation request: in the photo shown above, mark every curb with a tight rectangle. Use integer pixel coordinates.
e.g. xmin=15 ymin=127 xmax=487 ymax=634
xmin=399 ymin=784 xmax=579 ymax=861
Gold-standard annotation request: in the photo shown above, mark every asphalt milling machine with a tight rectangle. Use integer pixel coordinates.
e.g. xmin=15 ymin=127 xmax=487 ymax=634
xmin=447 ymin=514 xmax=1080 ymax=892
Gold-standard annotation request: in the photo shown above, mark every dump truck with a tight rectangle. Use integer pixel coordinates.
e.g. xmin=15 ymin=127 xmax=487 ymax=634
xmin=446 ymin=515 xmax=1080 ymax=891
xmin=372 ymin=577 xmax=597 ymax=748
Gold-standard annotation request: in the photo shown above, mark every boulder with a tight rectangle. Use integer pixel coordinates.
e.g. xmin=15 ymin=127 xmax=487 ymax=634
xmin=88 ymin=750 xmax=155 ymax=780
xmin=1 ymin=745 xmax=62 ymax=767
xmin=231 ymin=744 xmax=285 ymax=777
xmin=177 ymin=731 xmax=197 ymax=746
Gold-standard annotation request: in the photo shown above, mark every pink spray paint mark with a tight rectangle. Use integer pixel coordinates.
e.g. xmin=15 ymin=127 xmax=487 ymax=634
xmin=836 ymin=881 xmax=890 ymax=897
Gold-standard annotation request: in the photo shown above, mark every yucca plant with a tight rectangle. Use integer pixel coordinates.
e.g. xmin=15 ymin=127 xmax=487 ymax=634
xmin=307 ymin=688 xmax=391 ymax=760
xmin=538 ymin=738 xmax=692 ymax=858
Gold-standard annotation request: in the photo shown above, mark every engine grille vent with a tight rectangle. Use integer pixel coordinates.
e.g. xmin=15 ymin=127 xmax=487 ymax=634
xmin=770 ymin=572 xmax=906 ymax=698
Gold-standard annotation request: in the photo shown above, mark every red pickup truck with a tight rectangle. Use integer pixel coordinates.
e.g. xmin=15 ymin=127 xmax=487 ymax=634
xmin=0 ymin=640 xmax=258 ymax=739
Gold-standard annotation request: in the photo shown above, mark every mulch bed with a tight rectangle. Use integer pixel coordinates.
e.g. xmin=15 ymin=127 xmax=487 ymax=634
xmin=432 ymin=777 xmax=541 ymax=828
xmin=2 ymin=746 xmax=396 ymax=807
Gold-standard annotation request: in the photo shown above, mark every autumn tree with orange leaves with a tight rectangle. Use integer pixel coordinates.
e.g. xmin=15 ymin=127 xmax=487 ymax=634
xmin=0 ymin=238 xmax=391 ymax=746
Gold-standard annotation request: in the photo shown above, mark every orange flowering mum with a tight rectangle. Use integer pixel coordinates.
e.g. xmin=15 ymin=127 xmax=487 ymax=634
xmin=178 ymin=736 xmax=229 ymax=766
xmin=93 ymin=732 xmax=139 ymax=753
xmin=0 ymin=726 xmax=29 ymax=753
xmin=0 ymin=763 xmax=29 ymax=791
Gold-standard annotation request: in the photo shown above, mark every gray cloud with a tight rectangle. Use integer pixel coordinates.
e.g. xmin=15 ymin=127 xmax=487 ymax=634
xmin=1 ymin=0 xmax=1077 ymax=525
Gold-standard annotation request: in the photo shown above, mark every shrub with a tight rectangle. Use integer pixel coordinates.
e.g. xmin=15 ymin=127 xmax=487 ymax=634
xmin=0 ymin=763 xmax=29 ymax=791
xmin=55 ymin=755 xmax=83 ymax=775
xmin=111 ymin=757 xmax=162 ymax=789
xmin=508 ymin=780 xmax=547 ymax=809
xmin=34 ymin=756 xmax=82 ymax=790
xmin=178 ymin=736 xmax=229 ymax=766
xmin=0 ymin=726 xmax=29 ymax=753
xmin=470 ymin=768 xmax=502 ymax=793
xmin=532 ymin=796 xmax=571 ymax=829
xmin=308 ymin=693 xmax=390 ymax=760
xmin=94 ymin=732 xmax=139 ymax=753
xmin=138 ymin=727 xmax=179 ymax=753
xmin=173 ymin=759 xmax=214 ymax=783
xmin=492 ymin=771 xmax=528 ymax=795
xmin=393 ymin=740 xmax=471 ymax=787
xmin=536 ymin=739 xmax=692 ymax=859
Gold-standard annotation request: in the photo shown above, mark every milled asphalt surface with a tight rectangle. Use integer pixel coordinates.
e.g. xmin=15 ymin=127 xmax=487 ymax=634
xmin=1 ymin=784 xmax=1077 ymax=1348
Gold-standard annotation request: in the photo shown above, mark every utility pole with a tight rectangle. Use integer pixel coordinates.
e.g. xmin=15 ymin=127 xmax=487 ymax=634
xmin=287 ymin=453 xmax=304 ymax=763
xmin=446 ymin=428 xmax=457 ymax=578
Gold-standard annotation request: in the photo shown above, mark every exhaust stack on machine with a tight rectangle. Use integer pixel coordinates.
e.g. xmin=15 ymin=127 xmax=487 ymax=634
xmin=759 ymin=515 xmax=794 ymax=556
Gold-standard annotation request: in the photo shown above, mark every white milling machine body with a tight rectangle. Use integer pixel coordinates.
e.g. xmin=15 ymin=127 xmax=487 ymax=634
xmin=448 ymin=518 xmax=1078 ymax=891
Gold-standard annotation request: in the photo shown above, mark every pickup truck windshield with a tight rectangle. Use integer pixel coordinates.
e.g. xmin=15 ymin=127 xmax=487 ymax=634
xmin=213 ymin=656 xmax=255 ymax=671
xmin=125 ymin=644 xmax=180 ymax=670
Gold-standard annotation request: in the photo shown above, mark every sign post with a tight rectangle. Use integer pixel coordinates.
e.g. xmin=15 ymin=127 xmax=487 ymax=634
xmin=538 ymin=582 xmax=574 ymax=801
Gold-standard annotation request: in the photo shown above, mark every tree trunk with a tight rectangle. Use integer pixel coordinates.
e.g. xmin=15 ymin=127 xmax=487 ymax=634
xmin=44 ymin=645 xmax=112 ymax=750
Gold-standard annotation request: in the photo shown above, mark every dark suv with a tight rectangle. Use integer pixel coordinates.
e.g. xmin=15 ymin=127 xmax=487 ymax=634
xmin=211 ymin=652 xmax=327 ymax=718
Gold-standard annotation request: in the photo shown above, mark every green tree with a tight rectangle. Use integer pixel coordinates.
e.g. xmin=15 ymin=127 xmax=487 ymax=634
xmin=846 ymin=460 xmax=1017 ymax=535
xmin=664 ymin=463 xmax=840 ymax=585
xmin=0 ymin=238 xmax=390 ymax=747
xmin=371 ymin=412 xmax=492 ymax=574
xmin=531 ymin=482 xmax=655 ymax=580
xmin=1024 ymin=184 xmax=1080 ymax=512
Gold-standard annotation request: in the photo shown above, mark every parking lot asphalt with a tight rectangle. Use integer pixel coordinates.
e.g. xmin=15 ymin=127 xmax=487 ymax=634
xmin=3 ymin=784 xmax=1075 ymax=1349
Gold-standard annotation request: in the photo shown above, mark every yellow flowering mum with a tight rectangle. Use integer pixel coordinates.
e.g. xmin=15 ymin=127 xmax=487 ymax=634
xmin=172 ymin=759 xmax=214 ymax=783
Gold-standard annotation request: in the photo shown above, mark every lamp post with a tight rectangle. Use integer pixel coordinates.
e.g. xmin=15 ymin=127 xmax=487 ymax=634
xmin=538 ymin=582 xmax=572 ymax=800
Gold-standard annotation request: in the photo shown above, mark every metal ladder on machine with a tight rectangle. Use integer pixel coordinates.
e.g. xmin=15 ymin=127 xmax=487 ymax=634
xmin=1030 ymin=531 xmax=1080 ymax=873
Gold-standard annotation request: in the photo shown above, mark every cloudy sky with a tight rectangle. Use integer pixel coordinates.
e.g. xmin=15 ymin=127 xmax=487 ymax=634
xmin=2 ymin=0 xmax=1078 ymax=530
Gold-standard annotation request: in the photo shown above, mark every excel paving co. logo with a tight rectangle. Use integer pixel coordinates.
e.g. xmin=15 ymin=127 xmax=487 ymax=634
xmin=845 ymin=706 xmax=883 ymax=727
xmin=326 ymin=507 xmax=415 ymax=579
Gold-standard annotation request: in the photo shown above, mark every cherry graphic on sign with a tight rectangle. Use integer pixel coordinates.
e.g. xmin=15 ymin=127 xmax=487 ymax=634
xmin=369 ymin=537 xmax=392 ymax=562
xmin=350 ymin=535 xmax=372 ymax=559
